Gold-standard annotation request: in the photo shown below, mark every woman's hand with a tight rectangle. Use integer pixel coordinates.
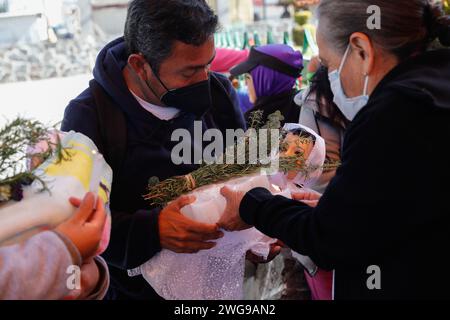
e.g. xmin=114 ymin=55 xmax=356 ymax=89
xmin=56 ymin=192 xmax=107 ymax=260
xmin=217 ymin=186 xmax=251 ymax=231
xmin=291 ymin=189 xmax=322 ymax=207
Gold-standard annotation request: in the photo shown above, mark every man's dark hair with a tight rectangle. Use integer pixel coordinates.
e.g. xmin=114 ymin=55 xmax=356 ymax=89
xmin=124 ymin=0 xmax=219 ymax=74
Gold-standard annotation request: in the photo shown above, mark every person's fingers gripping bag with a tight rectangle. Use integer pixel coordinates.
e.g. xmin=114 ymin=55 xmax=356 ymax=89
xmin=133 ymin=175 xmax=292 ymax=300
xmin=0 ymin=130 xmax=113 ymax=254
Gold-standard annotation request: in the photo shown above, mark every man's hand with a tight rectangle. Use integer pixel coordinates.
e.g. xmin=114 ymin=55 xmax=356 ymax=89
xmin=159 ymin=195 xmax=224 ymax=253
xmin=217 ymin=186 xmax=251 ymax=231
xmin=291 ymin=189 xmax=322 ymax=208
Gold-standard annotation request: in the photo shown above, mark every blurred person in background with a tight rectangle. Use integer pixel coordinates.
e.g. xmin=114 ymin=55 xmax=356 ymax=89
xmin=231 ymin=44 xmax=304 ymax=126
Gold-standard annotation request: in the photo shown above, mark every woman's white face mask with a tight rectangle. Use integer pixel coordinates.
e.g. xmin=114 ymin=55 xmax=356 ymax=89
xmin=328 ymin=45 xmax=370 ymax=121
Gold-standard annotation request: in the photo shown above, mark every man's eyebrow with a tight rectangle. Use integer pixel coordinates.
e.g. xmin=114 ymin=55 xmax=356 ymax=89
xmin=184 ymin=51 xmax=217 ymax=70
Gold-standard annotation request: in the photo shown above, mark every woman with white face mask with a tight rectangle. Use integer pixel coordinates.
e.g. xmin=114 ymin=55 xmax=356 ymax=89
xmin=216 ymin=0 xmax=450 ymax=300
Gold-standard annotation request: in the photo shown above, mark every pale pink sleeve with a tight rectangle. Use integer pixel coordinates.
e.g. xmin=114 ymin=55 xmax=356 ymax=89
xmin=0 ymin=231 xmax=81 ymax=300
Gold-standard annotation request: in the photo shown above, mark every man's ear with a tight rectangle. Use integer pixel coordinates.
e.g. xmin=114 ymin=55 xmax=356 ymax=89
xmin=349 ymin=32 xmax=375 ymax=76
xmin=128 ymin=54 xmax=149 ymax=79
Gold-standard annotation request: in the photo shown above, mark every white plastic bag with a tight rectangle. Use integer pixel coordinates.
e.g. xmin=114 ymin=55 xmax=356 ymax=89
xmin=134 ymin=175 xmax=290 ymax=300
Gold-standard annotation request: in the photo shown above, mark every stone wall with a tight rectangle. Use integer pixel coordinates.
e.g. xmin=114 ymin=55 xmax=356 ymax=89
xmin=0 ymin=35 xmax=106 ymax=83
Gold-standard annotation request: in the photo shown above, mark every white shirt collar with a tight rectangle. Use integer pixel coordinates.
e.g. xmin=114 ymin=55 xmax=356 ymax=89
xmin=130 ymin=90 xmax=180 ymax=121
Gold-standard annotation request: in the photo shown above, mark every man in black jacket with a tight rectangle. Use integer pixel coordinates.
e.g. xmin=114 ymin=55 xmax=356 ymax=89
xmin=61 ymin=0 xmax=246 ymax=299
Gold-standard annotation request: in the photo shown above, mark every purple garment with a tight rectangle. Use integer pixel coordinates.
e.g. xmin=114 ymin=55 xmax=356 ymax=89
xmin=256 ymin=44 xmax=303 ymax=69
xmin=237 ymin=88 xmax=254 ymax=113
xmin=250 ymin=65 xmax=297 ymax=98
xmin=250 ymin=44 xmax=303 ymax=98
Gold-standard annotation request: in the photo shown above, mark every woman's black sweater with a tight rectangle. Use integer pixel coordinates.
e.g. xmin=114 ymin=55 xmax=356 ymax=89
xmin=240 ymin=49 xmax=450 ymax=300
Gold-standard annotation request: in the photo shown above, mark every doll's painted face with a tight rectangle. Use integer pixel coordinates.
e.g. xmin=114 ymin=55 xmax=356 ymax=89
xmin=281 ymin=130 xmax=315 ymax=180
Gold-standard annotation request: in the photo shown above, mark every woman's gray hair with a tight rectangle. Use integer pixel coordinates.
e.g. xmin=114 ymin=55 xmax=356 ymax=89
xmin=317 ymin=0 xmax=450 ymax=59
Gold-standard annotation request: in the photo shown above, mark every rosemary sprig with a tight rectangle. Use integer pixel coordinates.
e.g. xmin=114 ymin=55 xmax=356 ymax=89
xmin=144 ymin=111 xmax=322 ymax=207
xmin=0 ymin=117 xmax=68 ymax=203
